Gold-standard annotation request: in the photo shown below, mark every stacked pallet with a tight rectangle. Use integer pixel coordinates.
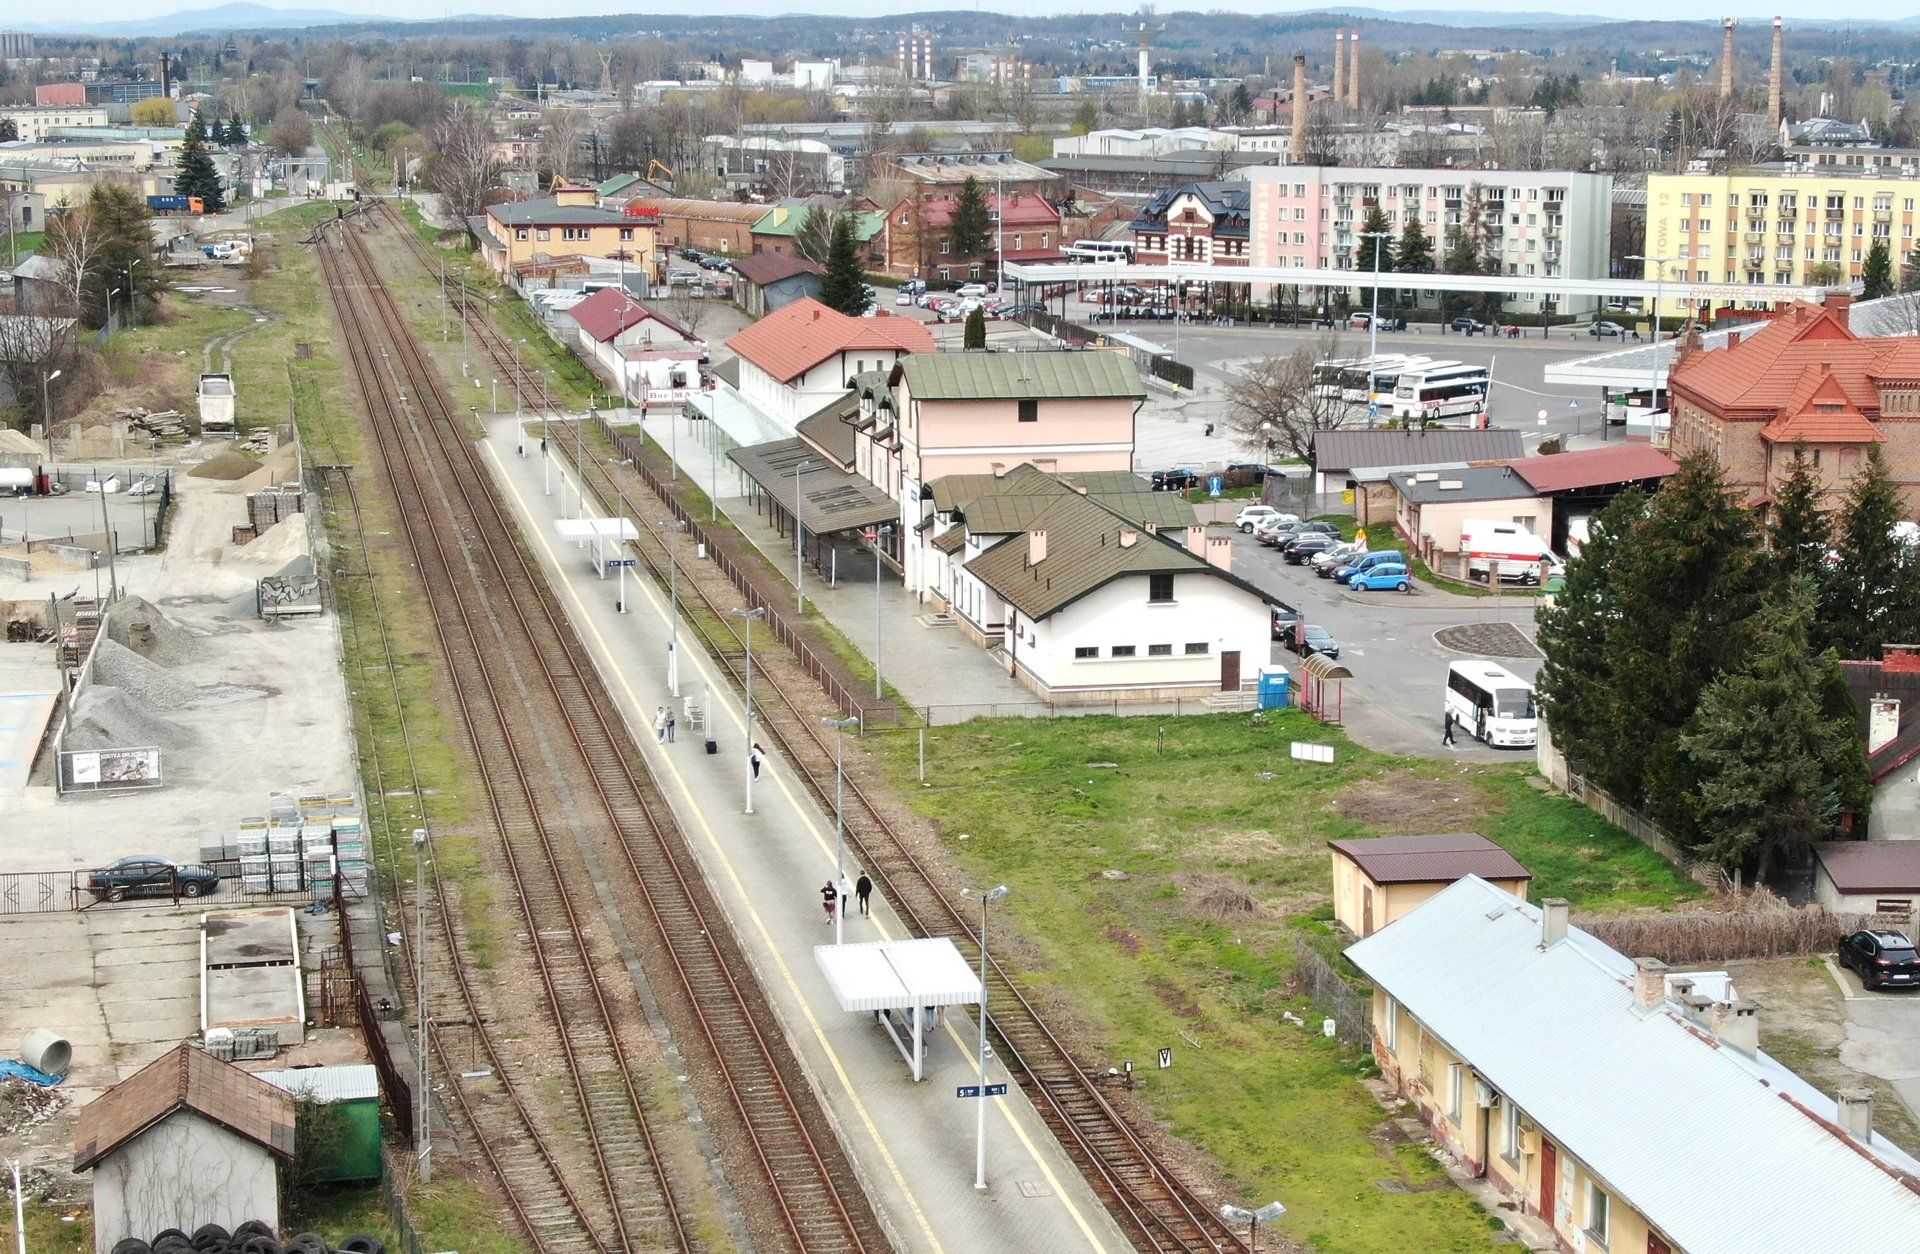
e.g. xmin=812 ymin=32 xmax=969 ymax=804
xmin=246 ymin=487 xmax=303 ymax=533
xmin=59 ymin=600 xmax=102 ymax=669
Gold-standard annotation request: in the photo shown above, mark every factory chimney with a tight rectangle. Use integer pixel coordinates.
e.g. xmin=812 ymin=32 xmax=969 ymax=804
xmin=1332 ymin=31 xmax=1346 ymax=110
xmin=1769 ymin=17 xmax=1784 ymax=127
xmin=1348 ymin=29 xmax=1361 ymax=109
xmin=898 ymin=36 xmax=907 ymax=76
xmin=1291 ymin=53 xmax=1308 ymax=161
xmin=1721 ymin=17 xmax=1738 ymax=100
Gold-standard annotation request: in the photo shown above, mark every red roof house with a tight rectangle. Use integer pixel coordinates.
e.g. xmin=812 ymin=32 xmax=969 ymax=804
xmin=570 ymin=286 xmax=695 ymax=347
xmin=726 ymin=297 xmax=934 ymax=427
xmin=881 ymin=192 xmax=1063 ymax=279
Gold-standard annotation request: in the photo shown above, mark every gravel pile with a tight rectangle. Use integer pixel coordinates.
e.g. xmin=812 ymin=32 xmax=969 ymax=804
xmin=65 ymin=685 xmax=196 ymax=752
xmin=91 ymin=638 xmax=194 ymax=710
xmin=187 ymin=450 xmax=260 ymax=481
xmin=0 ymin=1077 xmax=66 ymax=1136
xmin=107 ymin=596 xmax=197 ymax=665
xmin=238 ymin=515 xmax=309 ymax=566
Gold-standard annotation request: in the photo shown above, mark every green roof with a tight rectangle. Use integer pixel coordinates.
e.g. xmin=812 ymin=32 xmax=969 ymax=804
xmin=598 ymin=173 xmax=641 ymax=196
xmin=898 ymin=351 xmax=1147 ymax=402
xmin=965 ymin=492 xmax=1207 ymax=620
xmin=751 ymin=206 xmax=884 ymax=242
xmin=928 ymin=463 xmax=1191 ymax=532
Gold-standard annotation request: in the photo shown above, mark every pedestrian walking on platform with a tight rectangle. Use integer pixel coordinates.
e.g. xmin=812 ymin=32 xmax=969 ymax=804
xmin=1442 ymin=709 xmax=1457 ymax=747
xmin=654 ymin=706 xmax=668 ymax=743
xmin=821 ymin=879 xmax=838 ymax=924
xmin=666 ymin=708 xmax=677 ymax=743
xmin=855 ymin=872 xmax=873 ymax=916
xmin=750 ymin=742 xmax=766 ymax=779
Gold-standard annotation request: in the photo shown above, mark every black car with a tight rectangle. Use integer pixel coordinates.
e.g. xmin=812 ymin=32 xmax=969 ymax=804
xmin=1294 ymin=624 xmax=1340 ymax=660
xmin=1225 ymin=462 xmax=1270 ymax=484
xmin=87 ymin=855 xmax=219 ymax=902
xmin=679 ymin=247 xmax=704 ymax=263
xmin=1270 ymin=602 xmax=1301 ymax=641
xmin=1283 ymin=534 xmax=1337 ymax=563
xmin=1293 ymin=520 xmax=1341 ymax=537
xmin=1451 ymin=316 xmax=1489 ymax=334
xmin=1840 ymin=930 xmax=1920 ymax=990
xmin=1150 ymin=468 xmax=1201 ymax=492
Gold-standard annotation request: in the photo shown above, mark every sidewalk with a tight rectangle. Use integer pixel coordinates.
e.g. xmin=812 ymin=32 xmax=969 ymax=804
xmin=480 ymin=416 xmax=1132 ymax=1254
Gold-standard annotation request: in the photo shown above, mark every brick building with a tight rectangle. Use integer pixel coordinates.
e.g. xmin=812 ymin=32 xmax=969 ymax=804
xmin=1129 ymin=182 xmax=1251 ymax=265
xmin=1666 ymin=294 xmax=1920 ymax=514
xmin=880 ymin=191 xmax=1061 ymax=282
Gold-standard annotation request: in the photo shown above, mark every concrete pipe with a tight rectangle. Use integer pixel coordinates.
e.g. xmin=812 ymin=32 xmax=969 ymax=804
xmin=21 ymin=1027 xmax=72 ymax=1076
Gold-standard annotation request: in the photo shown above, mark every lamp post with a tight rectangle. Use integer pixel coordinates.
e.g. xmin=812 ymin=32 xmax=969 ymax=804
xmin=41 ymin=369 xmax=61 ymax=464
xmin=1626 ymin=253 xmax=1682 ymax=429
xmin=413 ymin=827 xmax=433 ymax=1183
xmin=793 ymin=457 xmax=814 ymax=612
xmin=964 ymin=884 xmax=1009 ymax=1190
xmin=659 ymin=520 xmax=685 ymax=688
xmin=1221 ymin=1202 xmax=1287 ymax=1253
xmin=126 ymin=258 xmax=139 ymax=328
xmin=821 ymin=715 xmax=859 ymax=944
xmin=576 ymin=406 xmax=590 ymax=523
xmin=730 ymin=606 xmax=766 ymax=813
xmin=1359 ymin=230 xmax=1393 ymax=426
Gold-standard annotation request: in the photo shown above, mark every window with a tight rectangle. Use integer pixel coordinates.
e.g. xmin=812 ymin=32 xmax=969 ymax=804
xmin=1148 ymin=573 xmax=1174 ymax=603
xmin=1110 ymin=645 xmax=1137 ymax=657
xmin=1148 ymin=643 xmax=1172 ymax=656
xmin=1185 ymin=642 xmax=1209 ymax=655
xmin=1074 ymin=646 xmax=1097 ymax=659
xmin=939 ymin=241 xmax=951 ymax=255
xmin=619 ymin=227 xmax=634 ymax=241
xmin=536 ymin=228 xmax=551 ymax=242
xmin=1586 ymin=1182 xmax=1610 ymax=1247
xmin=516 ymin=228 xmax=529 ymax=241
xmin=1382 ymin=995 xmax=1399 ymax=1050
xmin=1447 ymin=1063 xmax=1464 ymax=1123
xmin=1018 ymin=398 xmax=1038 ymax=423
xmin=1502 ymin=1099 xmax=1521 ymax=1166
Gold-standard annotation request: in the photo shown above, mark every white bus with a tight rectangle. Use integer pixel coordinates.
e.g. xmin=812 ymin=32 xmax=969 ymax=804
xmin=1064 ymin=239 xmax=1135 ymax=263
xmin=1391 ymin=362 xmax=1491 ymax=421
xmin=1335 ymin=355 xmax=1434 ymax=405
xmin=1445 ymin=661 xmax=1539 ymax=748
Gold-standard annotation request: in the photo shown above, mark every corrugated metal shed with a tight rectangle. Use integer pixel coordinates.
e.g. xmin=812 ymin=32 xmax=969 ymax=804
xmin=1346 ymin=877 xmax=1920 ymax=1254
xmin=254 ymin=1064 xmax=380 ymax=1103
xmin=1328 ymin=833 xmax=1531 ymax=885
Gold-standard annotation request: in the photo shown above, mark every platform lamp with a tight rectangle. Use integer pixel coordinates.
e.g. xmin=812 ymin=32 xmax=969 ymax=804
xmin=42 ymin=369 xmax=60 ymax=473
xmin=413 ymin=826 xmax=433 ymax=1183
xmin=730 ymin=606 xmax=767 ymax=814
xmin=963 ymin=883 xmax=1009 ymax=1190
xmin=821 ymin=715 xmax=859 ymax=944
xmin=659 ymin=520 xmax=685 ymax=681
xmin=1221 ymin=1202 xmax=1286 ymax=1253
xmin=1359 ymin=229 xmax=1393 ymax=426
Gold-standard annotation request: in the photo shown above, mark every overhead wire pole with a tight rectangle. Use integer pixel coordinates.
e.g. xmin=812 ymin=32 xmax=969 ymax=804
xmin=967 ymin=884 xmax=1009 ymax=1190
xmin=1359 ymin=229 xmax=1393 ymax=427
xmin=413 ymin=826 xmax=432 ymax=1183
xmin=822 ymin=715 xmax=859 ymax=945
xmin=660 ymin=520 xmax=686 ymax=691
xmin=730 ymin=606 xmax=767 ymax=813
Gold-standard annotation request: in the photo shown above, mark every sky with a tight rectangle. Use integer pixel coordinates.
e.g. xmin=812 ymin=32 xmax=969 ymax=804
xmin=40 ymin=0 xmax=1920 ymax=28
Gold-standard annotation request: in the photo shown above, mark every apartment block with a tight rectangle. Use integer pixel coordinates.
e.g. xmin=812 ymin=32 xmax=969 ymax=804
xmin=0 ymin=105 xmax=110 ymax=142
xmin=1645 ymin=170 xmax=1918 ymax=294
xmin=1238 ymin=166 xmax=1613 ymax=316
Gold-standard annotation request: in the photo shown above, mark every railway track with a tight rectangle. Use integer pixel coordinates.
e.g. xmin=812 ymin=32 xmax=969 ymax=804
xmin=318 ymin=212 xmax=874 ymax=1253
xmin=378 ymin=202 xmax=1248 ymax=1253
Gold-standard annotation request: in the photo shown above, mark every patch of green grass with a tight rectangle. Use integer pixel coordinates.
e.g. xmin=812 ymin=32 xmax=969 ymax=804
xmin=5 ymin=229 xmax=44 ymax=261
xmin=0 ymin=1202 xmax=88 ymax=1252
xmin=1184 ymin=483 xmax=1261 ymax=503
xmin=865 ymin=712 xmax=1697 ymax=1250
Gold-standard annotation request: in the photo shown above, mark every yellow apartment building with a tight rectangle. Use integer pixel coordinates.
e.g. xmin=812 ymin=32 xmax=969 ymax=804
xmin=477 ymin=183 xmax=658 ymax=281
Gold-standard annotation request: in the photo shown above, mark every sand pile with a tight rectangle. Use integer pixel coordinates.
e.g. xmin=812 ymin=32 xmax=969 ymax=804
xmin=65 ymin=685 xmax=196 ymax=752
xmin=90 ymin=638 xmax=194 ymax=709
xmin=229 ymin=442 xmax=301 ymax=495
xmin=187 ymin=449 xmax=260 ymax=481
xmin=237 ymin=514 xmax=309 ymax=565
xmin=106 ymin=596 xmax=197 ymax=664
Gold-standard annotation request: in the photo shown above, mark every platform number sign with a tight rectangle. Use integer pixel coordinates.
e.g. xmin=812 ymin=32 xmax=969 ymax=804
xmin=1158 ymin=1047 xmax=1173 ymax=1070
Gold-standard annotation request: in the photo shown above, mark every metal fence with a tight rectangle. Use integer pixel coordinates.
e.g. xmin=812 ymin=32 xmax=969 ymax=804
xmin=1292 ymin=937 xmax=1372 ymax=1047
xmin=0 ymin=864 xmax=326 ymax=917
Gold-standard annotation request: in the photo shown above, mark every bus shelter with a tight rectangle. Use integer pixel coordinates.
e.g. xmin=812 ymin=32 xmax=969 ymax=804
xmin=1299 ymin=653 xmax=1353 ymax=724
xmin=815 ymin=938 xmax=983 ymax=1081
xmin=554 ymin=516 xmax=639 ymax=574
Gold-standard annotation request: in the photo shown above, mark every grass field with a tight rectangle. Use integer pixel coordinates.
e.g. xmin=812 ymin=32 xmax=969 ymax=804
xmin=866 ymin=710 xmax=1696 ymax=1250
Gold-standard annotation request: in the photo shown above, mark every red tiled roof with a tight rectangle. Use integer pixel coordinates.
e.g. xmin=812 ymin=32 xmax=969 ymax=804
xmin=730 ymin=252 xmax=824 ymax=286
xmin=570 ymin=287 xmax=693 ymax=345
xmin=1760 ymin=367 xmax=1886 ymax=444
xmin=1669 ymin=300 xmax=1884 ymax=416
xmin=903 ymin=191 xmax=1060 ymax=229
xmin=1505 ymin=444 xmax=1679 ymax=495
xmin=726 ymin=298 xmax=934 ymax=383
xmin=74 ymin=1044 xmax=296 ymax=1171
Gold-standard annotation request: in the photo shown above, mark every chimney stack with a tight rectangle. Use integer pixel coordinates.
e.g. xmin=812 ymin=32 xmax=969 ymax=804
xmin=1871 ymin=697 xmax=1903 ymax=754
xmin=1540 ymin=898 xmax=1569 ymax=947
xmin=898 ymin=35 xmax=907 ymax=76
xmin=1633 ymin=957 xmax=1670 ymax=1009
xmin=1769 ymin=17 xmax=1784 ymax=128
xmin=1206 ymin=535 xmax=1233 ymax=572
xmin=1332 ymin=31 xmax=1346 ymax=110
xmin=1119 ymin=528 xmax=1139 ymax=549
xmin=1721 ymin=18 xmax=1738 ymax=100
xmin=1290 ymin=54 xmax=1308 ymax=161
xmin=1028 ymin=528 xmax=1048 ymax=567
xmin=1185 ymin=524 xmax=1207 ymax=558
xmin=1348 ymin=29 xmax=1361 ymax=109
xmin=1708 ymin=1000 xmax=1760 ymax=1054
xmin=1838 ymin=1088 xmax=1875 ymax=1140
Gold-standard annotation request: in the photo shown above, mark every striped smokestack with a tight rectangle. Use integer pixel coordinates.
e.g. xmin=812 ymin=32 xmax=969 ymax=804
xmin=1291 ymin=53 xmax=1308 ymax=161
xmin=1721 ymin=17 xmax=1737 ymax=99
xmin=1769 ymin=17 xmax=1784 ymax=127
xmin=1332 ymin=31 xmax=1346 ymax=110
xmin=1348 ymin=28 xmax=1360 ymax=109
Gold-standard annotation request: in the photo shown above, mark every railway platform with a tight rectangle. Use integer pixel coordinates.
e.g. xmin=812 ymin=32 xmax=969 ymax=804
xmin=478 ymin=413 xmax=1135 ymax=1254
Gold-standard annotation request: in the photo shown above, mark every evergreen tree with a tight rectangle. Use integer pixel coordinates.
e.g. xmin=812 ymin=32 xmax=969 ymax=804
xmin=963 ymin=306 xmax=987 ymax=350
xmin=1536 ymin=487 xmax=1647 ymax=777
xmin=1358 ymin=204 xmax=1396 ymax=271
xmin=174 ymin=109 xmax=226 ymax=213
xmin=1395 ymin=216 xmax=1434 ymax=273
xmin=945 ymin=175 xmax=993 ymax=258
xmin=225 ymin=112 xmax=247 ymax=146
xmin=1863 ymin=237 xmax=1895 ymax=299
xmin=1901 ymin=245 xmax=1920 ymax=294
xmin=85 ymin=184 xmax=166 ymax=328
xmin=819 ymin=213 xmax=869 ymax=316
xmin=1768 ymin=445 xmax=1831 ymax=610
xmin=1821 ymin=443 xmax=1920 ymax=659
xmin=1600 ymin=452 xmax=1768 ymax=841
xmin=0 ymin=119 xmax=16 ymax=142
xmin=1678 ymin=580 xmax=1869 ymax=874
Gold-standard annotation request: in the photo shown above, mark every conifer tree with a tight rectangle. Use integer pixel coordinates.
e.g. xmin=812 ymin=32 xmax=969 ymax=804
xmin=174 ymin=109 xmax=226 ymax=213
xmin=1821 ymin=443 xmax=1920 ymax=659
xmin=1536 ymin=487 xmax=1646 ymax=777
xmin=945 ymin=175 xmax=993 ymax=258
xmin=819 ymin=213 xmax=870 ymax=316
xmin=1768 ymin=444 xmax=1831 ymax=604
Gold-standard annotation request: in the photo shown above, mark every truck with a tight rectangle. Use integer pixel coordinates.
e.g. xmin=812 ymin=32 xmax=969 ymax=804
xmin=147 ymin=195 xmax=204 ymax=215
xmin=197 ymin=373 xmax=236 ymax=436
xmin=1459 ymin=519 xmax=1558 ymax=585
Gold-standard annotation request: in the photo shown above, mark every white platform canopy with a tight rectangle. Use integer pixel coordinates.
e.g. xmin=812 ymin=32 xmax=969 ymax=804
xmin=816 ymin=937 xmax=982 ymax=1080
xmin=554 ymin=516 xmax=639 ymax=578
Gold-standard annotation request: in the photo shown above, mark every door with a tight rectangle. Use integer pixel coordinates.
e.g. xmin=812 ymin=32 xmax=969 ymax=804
xmin=1220 ymin=650 xmax=1241 ymax=692
xmin=1362 ymin=886 xmax=1375 ymax=937
xmin=1539 ymin=1140 xmax=1557 ymax=1229
xmin=1648 ymin=1236 xmax=1671 ymax=1254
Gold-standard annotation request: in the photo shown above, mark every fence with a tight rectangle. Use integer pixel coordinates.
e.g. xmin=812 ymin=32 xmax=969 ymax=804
xmin=0 ymin=863 xmax=332 ymax=917
xmin=911 ymin=694 xmax=1260 ymax=725
xmin=1579 ymin=907 xmax=1900 ymax=966
xmin=1145 ymin=354 xmax=1195 ymax=390
xmin=1292 ymin=937 xmax=1371 ymax=1047
xmin=1024 ymin=308 xmax=1098 ymax=347
xmin=376 ymin=1149 xmax=430 ymax=1254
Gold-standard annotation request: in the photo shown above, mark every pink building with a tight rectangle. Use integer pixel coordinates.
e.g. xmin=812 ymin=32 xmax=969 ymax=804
xmin=34 ymin=83 xmax=86 ymax=107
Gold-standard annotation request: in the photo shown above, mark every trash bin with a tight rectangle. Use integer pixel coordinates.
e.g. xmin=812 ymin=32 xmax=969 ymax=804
xmin=1257 ymin=665 xmax=1291 ymax=710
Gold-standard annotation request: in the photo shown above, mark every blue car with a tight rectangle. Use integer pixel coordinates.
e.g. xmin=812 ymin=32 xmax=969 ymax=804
xmin=1334 ymin=550 xmax=1404 ymax=583
xmin=1350 ymin=563 xmax=1413 ymax=592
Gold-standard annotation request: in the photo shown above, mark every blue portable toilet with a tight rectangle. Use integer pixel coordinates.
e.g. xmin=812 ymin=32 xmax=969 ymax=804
xmin=1257 ymin=664 xmax=1291 ymax=710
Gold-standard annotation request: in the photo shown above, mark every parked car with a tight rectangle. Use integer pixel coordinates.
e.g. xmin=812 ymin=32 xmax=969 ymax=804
xmin=87 ymin=855 xmax=219 ymax=902
xmin=1350 ymin=312 xmax=1407 ymax=331
xmin=1311 ymin=542 xmax=1365 ymax=574
xmin=900 ymin=278 xmax=927 ymax=296
xmin=1270 ymin=602 xmax=1302 ymax=641
xmin=1451 ymin=316 xmax=1489 ymax=335
xmin=1282 ymin=534 xmax=1338 ymax=563
xmin=1225 ymin=462 xmax=1271 ymax=484
xmin=1350 ymin=562 xmax=1413 ymax=592
xmin=1150 ymin=467 xmax=1201 ymax=492
xmin=1589 ymin=320 xmax=1627 ymax=338
xmin=1257 ymin=519 xmax=1305 ymax=546
xmin=1292 ymin=520 xmax=1340 ymax=537
xmin=1840 ymin=930 xmax=1920 ymax=990
xmin=680 ymin=247 xmax=704 ymax=263
xmin=1235 ymin=504 xmax=1282 ymax=532
xmin=1294 ymin=624 xmax=1341 ymax=660
xmin=1334 ymin=550 xmax=1405 ymax=583
xmin=955 ymin=282 xmax=991 ymax=298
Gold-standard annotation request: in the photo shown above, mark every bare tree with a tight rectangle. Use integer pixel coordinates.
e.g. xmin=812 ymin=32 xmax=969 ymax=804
xmin=761 ymin=146 xmax=813 ymax=201
xmin=42 ymin=199 xmax=102 ymax=310
xmin=536 ymin=106 xmax=588 ymax=185
xmin=664 ymin=284 xmax=709 ymax=340
xmin=431 ymin=101 xmax=500 ymax=223
xmin=1224 ymin=335 xmax=1351 ymax=467
xmin=0 ymin=286 xmax=79 ymax=433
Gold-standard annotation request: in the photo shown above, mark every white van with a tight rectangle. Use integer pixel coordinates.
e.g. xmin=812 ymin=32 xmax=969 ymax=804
xmin=1445 ymin=661 xmax=1539 ymax=747
xmin=1459 ymin=519 xmax=1557 ymax=585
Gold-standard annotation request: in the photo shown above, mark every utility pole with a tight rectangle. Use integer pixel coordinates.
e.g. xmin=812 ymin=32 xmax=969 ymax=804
xmin=413 ymin=827 xmax=432 ymax=1183
xmin=730 ymin=607 xmax=766 ymax=812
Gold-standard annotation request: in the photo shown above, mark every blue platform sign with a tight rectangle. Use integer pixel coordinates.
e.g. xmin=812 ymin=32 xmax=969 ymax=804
xmin=1208 ymin=476 xmax=1223 ymax=498
xmin=956 ymin=1084 xmax=1009 ymax=1098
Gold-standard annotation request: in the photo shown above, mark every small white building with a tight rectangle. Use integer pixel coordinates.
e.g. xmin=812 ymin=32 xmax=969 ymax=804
xmin=568 ymin=286 xmax=704 ymax=405
xmin=75 ymin=1043 xmax=295 ymax=1253
xmin=725 ymin=297 xmax=932 ymax=433
xmin=1812 ymin=842 xmax=1920 ymax=924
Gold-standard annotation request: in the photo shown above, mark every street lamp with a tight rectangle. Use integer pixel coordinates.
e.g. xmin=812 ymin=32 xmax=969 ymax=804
xmin=659 ymin=520 xmax=685 ymax=687
xmin=821 ymin=715 xmax=859 ymax=944
xmin=1359 ymin=230 xmax=1394 ymax=426
xmin=126 ymin=259 xmax=139 ymax=328
xmin=1626 ymin=253 xmax=1682 ymax=429
xmin=793 ymin=458 xmax=814 ymax=612
xmin=963 ymin=884 xmax=1009 ymax=1190
xmin=413 ymin=827 xmax=433 ymax=1183
xmin=730 ymin=606 xmax=767 ymax=813
xmin=1221 ymin=1202 xmax=1287 ymax=1253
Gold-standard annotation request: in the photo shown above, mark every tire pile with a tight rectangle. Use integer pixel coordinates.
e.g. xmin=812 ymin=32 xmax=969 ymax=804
xmin=110 ymin=1223 xmax=384 ymax=1254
